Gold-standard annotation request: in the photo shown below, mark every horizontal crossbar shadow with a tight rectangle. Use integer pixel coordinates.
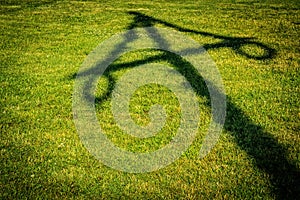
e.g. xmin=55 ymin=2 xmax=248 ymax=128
xmin=127 ymin=11 xmax=276 ymax=60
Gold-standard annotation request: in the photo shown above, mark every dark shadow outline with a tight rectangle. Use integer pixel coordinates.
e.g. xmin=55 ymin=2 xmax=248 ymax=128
xmin=74 ymin=11 xmax=299 ymax=199
xmin=127 ymin=11 xmax=276 ymax=60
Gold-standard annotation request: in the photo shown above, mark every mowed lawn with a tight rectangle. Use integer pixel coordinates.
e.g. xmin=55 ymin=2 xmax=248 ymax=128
xmin=1 ymin=0 xmax=299 ymax=199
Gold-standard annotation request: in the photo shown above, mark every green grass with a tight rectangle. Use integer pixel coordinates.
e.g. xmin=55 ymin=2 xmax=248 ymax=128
xmin=1 ymin=0 xmax=299 ymax=199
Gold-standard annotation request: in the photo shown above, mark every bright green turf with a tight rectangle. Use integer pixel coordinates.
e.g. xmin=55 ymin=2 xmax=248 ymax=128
xmin=1 ymin=0 xmax=299 ymax=199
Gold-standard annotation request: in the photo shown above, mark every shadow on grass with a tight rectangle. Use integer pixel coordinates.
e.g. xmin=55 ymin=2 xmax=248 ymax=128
xmin=73 ymin=11 xmax=299 ymax=199
xmin=127 ymin=11 xmax=276 ymax=60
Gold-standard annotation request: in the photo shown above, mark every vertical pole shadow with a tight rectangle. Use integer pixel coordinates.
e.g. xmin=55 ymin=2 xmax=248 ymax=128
xmin=124 ymin=12 xmax=299 ymax=198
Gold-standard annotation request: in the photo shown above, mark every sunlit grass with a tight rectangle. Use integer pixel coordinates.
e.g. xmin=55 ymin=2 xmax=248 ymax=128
xmin=1 ymin=0 xmax=299 ymax=199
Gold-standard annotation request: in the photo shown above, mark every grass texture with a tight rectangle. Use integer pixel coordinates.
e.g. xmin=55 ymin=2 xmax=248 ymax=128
xmin=1 ymin=0 xmax=299 ymax=199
